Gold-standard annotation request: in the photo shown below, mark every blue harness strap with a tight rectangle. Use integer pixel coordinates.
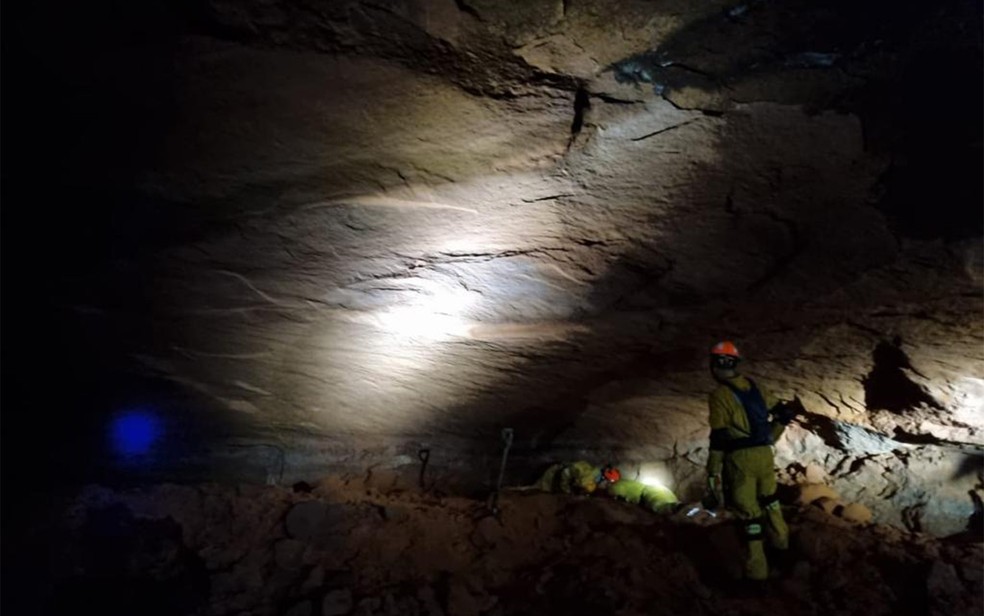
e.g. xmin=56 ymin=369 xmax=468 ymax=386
xmin=720 ymin=378 xmax=774 ymax=450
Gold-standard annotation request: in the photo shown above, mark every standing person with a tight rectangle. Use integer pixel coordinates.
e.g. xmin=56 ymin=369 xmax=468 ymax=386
xmin=705 ymin=341 xmax=794 ymax=581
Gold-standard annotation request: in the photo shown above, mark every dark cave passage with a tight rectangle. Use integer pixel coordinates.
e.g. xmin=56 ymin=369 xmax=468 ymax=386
xmin=864 ymin=339 xmax=944 ymax=414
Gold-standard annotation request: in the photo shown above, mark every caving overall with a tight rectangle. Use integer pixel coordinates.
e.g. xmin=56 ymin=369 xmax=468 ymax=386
xmin=707 ymin=375 xmax=789 ymax=580
xmin=606 ymin=478 xmax=680 ymax=514
xmin=534 ymin=461 xmax=603 ymax=494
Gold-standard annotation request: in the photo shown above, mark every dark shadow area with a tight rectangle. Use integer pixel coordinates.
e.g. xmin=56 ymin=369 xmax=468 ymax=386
xmin=1 ymin=0 xmax=248 ymax=493
xmin=953 ymin=454 xmax=984 ymax=481
xmin=608 ymin=0 xmax=983 ymax=241
xmin=792 ymin=408 xmax=843 ymax=448
xmin=968 ymin=491 xmax=984 ymax=536
xmin=669 ymin=519 xmax=746 ymax=585
xmin=890 ymin=428 xmax=942 ymax=444
xmin=46 ymin=504 xmax=210 ymax=616
xmin=863 ymin=338 xmax=942 ymax=414
xmin=868 ymin=45 xmax=984 ymax=240
xmin=874 ymin=557 xmax=932 ymax=614
xmin=568 ymin=86 xmax=591 ymax=146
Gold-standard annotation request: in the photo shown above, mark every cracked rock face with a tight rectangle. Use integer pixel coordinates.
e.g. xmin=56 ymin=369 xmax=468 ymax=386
xmin=5 ymin=0 xmax=982 ymax=534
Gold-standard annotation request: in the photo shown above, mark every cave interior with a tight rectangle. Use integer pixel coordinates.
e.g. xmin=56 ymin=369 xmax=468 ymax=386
xmin=2 ymin=0 xmax=983 ymax=614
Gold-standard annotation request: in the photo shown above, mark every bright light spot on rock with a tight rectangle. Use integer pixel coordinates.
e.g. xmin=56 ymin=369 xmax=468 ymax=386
xmin=109 ymin=410 xmax=161 ymax=456
xmin=373 ymin=283 xmax=476 ymax=341
xmin=376 ymin=307 xmax=469 ymax=340
xmin=954 ymin=377 xmax=984 ymax=427
xmin=639 ymin=472 xmax=668 ymax=489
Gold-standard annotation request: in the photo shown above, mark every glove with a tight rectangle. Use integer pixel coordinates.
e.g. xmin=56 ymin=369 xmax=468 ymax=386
xmin=702 ymin=474 xmax=724 ymax=510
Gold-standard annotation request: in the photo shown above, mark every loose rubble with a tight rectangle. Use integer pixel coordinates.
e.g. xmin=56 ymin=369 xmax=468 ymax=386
xmin=27 ymin=479 xmax=984 ymax=616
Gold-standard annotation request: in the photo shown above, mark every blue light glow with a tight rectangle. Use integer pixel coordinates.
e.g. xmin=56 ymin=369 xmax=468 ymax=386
xmin=110 ymin=411 xmax=161 ymax=456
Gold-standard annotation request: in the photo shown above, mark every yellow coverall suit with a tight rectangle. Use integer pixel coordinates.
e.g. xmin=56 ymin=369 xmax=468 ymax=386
xmin=707 ymin=375 xmax=789 ymax=580
xmin=607 ymin=478 xmax=680 ymax=514
xmin=534 ymin=461 xmax=603 ymax=494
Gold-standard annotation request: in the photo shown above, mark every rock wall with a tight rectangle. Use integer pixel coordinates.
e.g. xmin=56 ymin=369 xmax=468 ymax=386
xmin=4 ymin=0 xmax=982 ymax=534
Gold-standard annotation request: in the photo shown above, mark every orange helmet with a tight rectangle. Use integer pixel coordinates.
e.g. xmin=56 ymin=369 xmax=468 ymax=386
xmin=601 ymin=465 xmax=621 ymax=484
xmin=710 ymin=341 xmax=741 ymax=358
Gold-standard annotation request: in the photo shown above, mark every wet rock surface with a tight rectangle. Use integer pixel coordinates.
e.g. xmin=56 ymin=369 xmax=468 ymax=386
xmin=26 ymin=481 xmax=984 ymax=616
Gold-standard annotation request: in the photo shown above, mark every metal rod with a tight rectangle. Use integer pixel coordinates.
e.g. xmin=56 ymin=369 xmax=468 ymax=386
xmin=488 ymin=428 xmax=514 ymax=516
xmin=418 ymin=448 xmax=431 ymax=490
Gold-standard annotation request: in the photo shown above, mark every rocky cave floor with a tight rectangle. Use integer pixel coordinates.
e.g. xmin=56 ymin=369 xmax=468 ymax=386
xmin=26 ymin=476 xmax=983 ymax=616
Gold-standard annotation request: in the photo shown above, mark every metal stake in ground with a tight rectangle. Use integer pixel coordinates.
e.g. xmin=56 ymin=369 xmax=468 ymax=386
xmin=418 ymin=448 xmax=431 ymax=490
xmin=487 ymin=428 xmax=514 ymax=517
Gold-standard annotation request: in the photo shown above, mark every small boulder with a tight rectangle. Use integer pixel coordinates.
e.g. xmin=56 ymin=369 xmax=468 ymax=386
xmin=471 ymin=516 xmax=505 ymax=549
xmin=813 ymin=496 xmax=841 ymax=515
xmin=379 ymin=505 xmax=411 ymax=523
xmin=323 ymin=589 xmax=354 ymax=616
xmin=804 ymin=463 xmax=826 ymax=484
xmin=838 ymin=502 xmax=873 ymax=524
xmin=927 ymin=561 xmax=965 ymax=607
xmin=286 ymin=502 xmax=329 ymax=541
xmin=792 ymin=561 xmax=812 ymax=580
xmin=958 ymin=560 xmax=983 ymax=585
xmin=301 ymin=565 xmax=325 ymax=594
xmin=796 ymin=483 xmax=839 ymax=506
xmin=285 ymin=601 xmax=313 ymax=616
xmin=354 ymin=597 xmax=382 ymax=616
xmin=417 ymin=585 xmax=445 ymax=616
xmin=274 ymin=539 xmax=307 ymax=571
xmin=447 ymin=577 xmax=495 ymax=616
xmin=293 ymin=481 xmax=314 ymax=493
xmin=285 ymin=501 xmax=357 ymax=545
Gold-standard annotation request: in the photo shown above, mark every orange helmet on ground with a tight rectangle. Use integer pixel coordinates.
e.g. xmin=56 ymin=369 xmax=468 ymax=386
xmin=602 ymin=465 xmax=621 ymax=484
xmin=710 ymin=341 xmax=741 ymax=358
